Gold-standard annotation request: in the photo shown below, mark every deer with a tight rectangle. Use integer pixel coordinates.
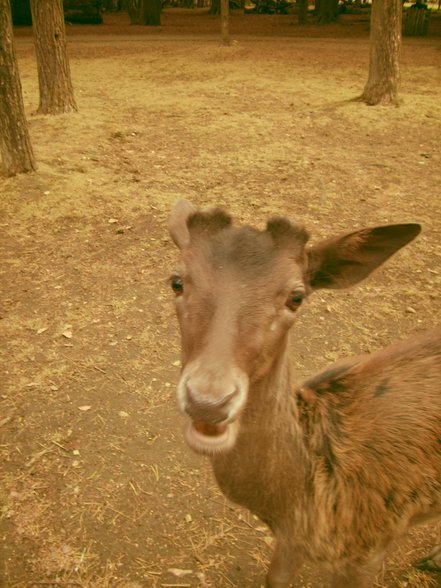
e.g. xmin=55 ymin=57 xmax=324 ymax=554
xmin=167 ymin=199 xmax=441 ymax=588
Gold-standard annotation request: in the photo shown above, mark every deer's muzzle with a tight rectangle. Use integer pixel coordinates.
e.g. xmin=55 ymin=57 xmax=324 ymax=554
xmin=176 ymin=364 xmax=248 ymax=454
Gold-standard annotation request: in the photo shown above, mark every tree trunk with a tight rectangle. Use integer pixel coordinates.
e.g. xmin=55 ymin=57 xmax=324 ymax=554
xmin=221 ymin=0 xmax=230 ymax=45
xmin=298 ymin=0 xmax=308 ymax=24
xmin=317 ymin=0 xmax=338 ymax=23
xmin=139 ymin=0 xmax=161 ymax=24
xmin=0 ymin=0 xmax=36 ymax=176
xmin=124 ymin=0 xmax=140 ymax=22
xmin=30 ymin=0 xmax=78 ymax=114
xmin=103 ymin=0 xmax=122 ymax=9
xmin=360 ymin=0 xmax=402 ymax=105
xmin=209 ymin=0 xmax=221 ymax=15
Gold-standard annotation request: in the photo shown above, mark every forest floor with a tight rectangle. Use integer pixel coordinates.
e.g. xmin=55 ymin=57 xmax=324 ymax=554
xmin=1 ymin=10 xmax=441 ymax=588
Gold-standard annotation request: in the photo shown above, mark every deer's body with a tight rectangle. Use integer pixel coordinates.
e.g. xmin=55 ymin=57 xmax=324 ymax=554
xmin=168 ymin=200 xmax=441 ymax=587
xmin=213 ymin=327 xmax=441 ymax=568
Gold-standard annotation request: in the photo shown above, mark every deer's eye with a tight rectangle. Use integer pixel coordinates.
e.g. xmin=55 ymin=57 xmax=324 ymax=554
xmin=285 ymin=291 xmax=304 ymax=312
xmin=171 ymin=276 xmax=184 ymax=296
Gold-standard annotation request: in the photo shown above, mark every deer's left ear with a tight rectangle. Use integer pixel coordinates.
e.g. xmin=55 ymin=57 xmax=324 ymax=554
xmin=306 ymin=223 xmax=421 ymax=290
xmin=168 ymin=199 xmax=196 ymax=250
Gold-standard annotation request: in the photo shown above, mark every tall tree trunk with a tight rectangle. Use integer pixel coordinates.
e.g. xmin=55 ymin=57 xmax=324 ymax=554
xmin=221 ymin=0 xmax=230 ymax=45
xmin=124 ymin=0 xmax=140 ymax=22
xmin=210 ymin=0 xmax=221 ymax=15
xmin=0 ymin=0 xmax=36 ymax=176
xmin=317 ymin=0 xmax=338 ymax=23
xmin=298 ymin=0 xmax=308 ymax=24
xmin=360 ymin=0 xmax=402 ymax=105
xmin=30 ymin=0 xmax=78 ymax=114
xmin=139 ymin=0 xmax=161 ymax=25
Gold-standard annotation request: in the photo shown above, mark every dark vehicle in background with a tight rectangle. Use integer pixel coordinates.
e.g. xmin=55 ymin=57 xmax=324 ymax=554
xmin=11 ymin=0 xmax=103 ymax=25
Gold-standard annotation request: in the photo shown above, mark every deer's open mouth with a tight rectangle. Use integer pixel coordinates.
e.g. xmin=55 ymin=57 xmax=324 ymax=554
xmin=185 ymin=420 xmax=238 ymax=455
xmin=193 ymin=421 xmax=227 ymax=437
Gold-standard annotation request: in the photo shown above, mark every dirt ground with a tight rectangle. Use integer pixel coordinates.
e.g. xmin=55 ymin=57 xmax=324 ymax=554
xmin=1 ymin=9 xmax=441 ymax=588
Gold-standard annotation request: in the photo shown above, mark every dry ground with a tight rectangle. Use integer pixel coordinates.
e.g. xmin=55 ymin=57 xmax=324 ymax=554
xmin=1 ymin=10 xmax=441 ymax=588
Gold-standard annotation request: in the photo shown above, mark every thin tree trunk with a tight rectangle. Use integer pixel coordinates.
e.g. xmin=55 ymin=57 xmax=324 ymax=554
xmin=30 ymin=0 xmax=78 ymax=114
xmin=317 ymin=0 xmax=338 ymax=23
xmin=124 ymin=0 xmax=140 ymax=23
xmin=0 ymin=0 xmax=36 ymax=176
xmin=210 ymin=0 xmax=221 ymax=15
xmin=360 ymin=0 xmax=402 ymax=105
xmin=139 ymin=0 xmax=161 ymax=25
xmin=298 ymin=0 xmax=308 ymax=24
xmin=221 ymin=0 xmax=230 ymax=45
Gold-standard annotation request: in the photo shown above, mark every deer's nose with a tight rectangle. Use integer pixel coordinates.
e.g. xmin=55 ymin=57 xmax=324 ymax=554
xmin=184 ymin=381 xmax=238 ymax=423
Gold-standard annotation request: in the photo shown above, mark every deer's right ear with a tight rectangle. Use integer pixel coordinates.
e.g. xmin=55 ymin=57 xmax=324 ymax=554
xmin=168 ymin=199 xmax=196 ymax=250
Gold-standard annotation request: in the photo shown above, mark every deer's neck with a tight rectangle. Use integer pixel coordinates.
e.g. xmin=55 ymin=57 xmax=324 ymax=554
xmin=211 ymin=334 xmax=310 ymax=528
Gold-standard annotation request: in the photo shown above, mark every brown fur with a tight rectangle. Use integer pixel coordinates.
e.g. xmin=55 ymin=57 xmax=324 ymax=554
xmin=168 ymin=201 xmax=440 ymax=588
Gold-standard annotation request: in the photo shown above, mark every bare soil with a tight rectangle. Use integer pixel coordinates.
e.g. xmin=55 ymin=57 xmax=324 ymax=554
xmin=1 ymin=10 xmax=441 ymax=588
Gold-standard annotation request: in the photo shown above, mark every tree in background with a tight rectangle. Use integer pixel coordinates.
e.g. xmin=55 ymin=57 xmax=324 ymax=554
xmin=221 ymin=0 xmax=230 ymax=45
xmin=316 ymin=0 xmax=339 ymax=23
xmin=125 ymin=0 xmax=161 ymax=25
xmin=125 ymin=0 xmax=140 ymax=23
xmin=360 ymin=0 xmax=402 ymax=105
xmin=210 ymin=0 xmax=220 ymax=13
xmin=139 ymin=0 xmax=162 ymax=24
xmin=30 ymin=0 xmax=78 ymax=114
xmin=297 ymin=0 xmax=308 ymax=25
xmin=0 ymin=0 xmax=36 ymax=176
xmin=102 ymin=0 xmax=123 ymax=9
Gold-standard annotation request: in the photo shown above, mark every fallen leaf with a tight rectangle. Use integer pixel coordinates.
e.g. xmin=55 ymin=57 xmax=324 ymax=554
xmin=118 ymin=411 xmax=129 ymax=418
xmin=78 ymin=405 xmax=92 ymax=411
xmin=62 ymin=329 xmax=73 ymax=339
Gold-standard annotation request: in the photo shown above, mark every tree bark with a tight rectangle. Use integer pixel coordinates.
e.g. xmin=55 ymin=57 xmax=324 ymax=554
xmin=221 ymin=0 xmax=230 ymax=45
xmin=139 ymin=0 xmax=161 ymax=25
xmin=360 ymin=0 xmax=402 ymax=105
xmin=124 ymin=0 xmax=140 ymax=22
xmin=317 ymin=0 xmax=338 ymax=23
xmin=103 ymin=0 xmax=122 ymax=9
xmin=209 ymin=0 xmax=221 ymax=15
xmin=30 ymin=0 xmax=78 ymax=114
xmin=0 ymin=0 xmax=36 ymax=176
xmin=125 ymin=0 xmax=139 ymax=23
xmin=298 ymin=0 xmax=308 ymax=24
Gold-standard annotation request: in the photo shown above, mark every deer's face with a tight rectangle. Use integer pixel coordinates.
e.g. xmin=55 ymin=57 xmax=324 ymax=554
xmin=168 ymin=200 xmax=421 ymax=456
xmin=169 ymin=211 xmax=308 ymax=455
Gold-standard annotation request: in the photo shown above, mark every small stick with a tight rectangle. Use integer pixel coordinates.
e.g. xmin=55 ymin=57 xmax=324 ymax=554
xmin=51 ymin=439 xmax=70 ymax=452
xmin=25 ymin=447 xmax=53 ymax=468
